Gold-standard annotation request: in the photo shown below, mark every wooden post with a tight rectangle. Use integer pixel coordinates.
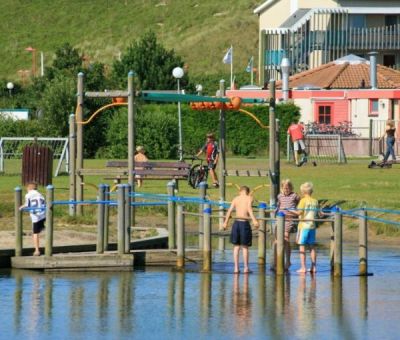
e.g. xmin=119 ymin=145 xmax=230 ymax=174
xmin=258 ymin=202 xmax=267 ymax=267
xmin=334 ymin=208 xmax=343 ymax=277
xmin=68 ymin=113 xmax=76 ymax=216
xmin=275 ymin=118 xmax=280 ymax=191
xmin=269 ymin=79 xmax=278 ymax=208
xmin=276 ymin=212 xmax=285 ymax=275
xmin=117 ymin=185 xmax=125 ymax=254
xmin=76 ymin=72 xmax=84 ymax=215
xmin=330 ymin=220 xmax=334 ymax=272
xmin=103 ymin=184 xmax=110 ymax=250
xmin=14 ymin=187 xmax=23 ymax=256
xmin=203 ymin=204 xmax=212 ymax=272
xmin=96 ymin=184 xmax=106 ymax=254
xmin=176 ymin=204 xmax=185 ymax=269
xmin=45 ymin=185 xmax=54 ymax=257
xmin=198 ymin=181 xmax=207 ymax=249
xmin=167 ymin=181 xmax=176 ymax=249
xmin=359 ymin=208 xmax=368 ymax=276
xmin=218 ymin=79 xmax=226 ymax=251
xmin=127 ymin=71 xmax=136 ymax=225
xmin=124 ymin=184 xmax=131 ymax=253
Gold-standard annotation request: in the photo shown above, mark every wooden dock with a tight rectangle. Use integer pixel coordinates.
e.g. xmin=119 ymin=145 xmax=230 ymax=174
xmin=11 ymin=249 xmax=202 ymax=271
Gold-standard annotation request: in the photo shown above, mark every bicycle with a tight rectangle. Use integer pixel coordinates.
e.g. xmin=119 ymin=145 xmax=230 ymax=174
xmin=186 ymin=156 xmax=209 ymax=189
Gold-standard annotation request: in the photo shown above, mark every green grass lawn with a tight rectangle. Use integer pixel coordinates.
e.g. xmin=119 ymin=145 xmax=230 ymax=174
xmin=1 ymin=157 xmax=400 ymax=235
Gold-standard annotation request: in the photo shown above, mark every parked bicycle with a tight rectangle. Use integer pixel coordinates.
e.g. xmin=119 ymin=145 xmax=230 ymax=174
xmin=186 ymin=156 xmax=209 ymax=189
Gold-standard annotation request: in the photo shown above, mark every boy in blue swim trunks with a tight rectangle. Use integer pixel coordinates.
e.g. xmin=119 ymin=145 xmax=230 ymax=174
xmin=295 ymin=182 xmax=319 ymax=274
xmin=223 ymin=186 xmax=259 ymax=274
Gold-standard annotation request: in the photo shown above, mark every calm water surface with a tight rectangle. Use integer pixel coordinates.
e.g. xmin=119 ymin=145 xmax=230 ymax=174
xmin=2 ymin=247 xmax=400 ymax=339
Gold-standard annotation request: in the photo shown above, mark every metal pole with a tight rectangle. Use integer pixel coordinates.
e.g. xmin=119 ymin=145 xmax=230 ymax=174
xmin=276 ymin=212 xmax=285 ymax=275
xmin=103 ymin=184 xmax=110 ymax=251
xmin=203 ymin=204 xmax=212 ymax=272
xmin=45 ymin=185 xmax=54 ymax=257
xmin=338 ymin=134 xmax=342 ymax=163
xmin=369 ymin=119 xmax=373 ymax=157
xmin=359 ymin=208 xmax=368 ymax=276
xmin=330 ymin=221 xmax=335 ymax=272
xmin=15 ymin=187 xmax=23 ymax=256
xmin=177 ymin=204 xmax=185 ymax=269
xmin=198 ymin=181 xmax=207 ymax=249
xmin=258 ymin=202 xmax=267 ymax=267
xmin=218 ymin=79 xmax=226 ymax=251
xmin=117 ymin=185 xmax=126 ymax=254
xmin=96 ymin=184 xmax=106 ymax=254
xmin=334 ymin=209 xmax=343 ymax=277
xmin=69 ymin=114 xmax=76 ymax=216
xmin=167 ymin=181 xmax=176 ymax=249
xmin=127 ymin=71 xmax=136 ymax=225
xmin=76 ymin=72 xmax=84 ymax=215
xmin=177 ymin=78 xmax=183 ymax=161
xmin=275 ymin=118 xmax=280 ymax=193
xmin=124 ymin=184 xmax=131 ymax=253
xmin=269 ymin=79 xmax=278 ymax=207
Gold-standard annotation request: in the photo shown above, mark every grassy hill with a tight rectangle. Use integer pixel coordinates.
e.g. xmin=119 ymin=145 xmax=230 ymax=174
xmin=0 ymin=0 xmax=260 ymax=82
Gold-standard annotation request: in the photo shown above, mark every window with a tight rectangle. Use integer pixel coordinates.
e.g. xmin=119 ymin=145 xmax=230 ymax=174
xmin=349 ymin=14 xmax=366 ymax=28
xmin=385 ymin=15 xmax=398 ymax=27
xmin=318 ymin=105 xmax=331 ymax=124
xmin=369 ymin=99 xmax=379 ymax=116
xmin=383 ymin=55 xmax=396 ymax=68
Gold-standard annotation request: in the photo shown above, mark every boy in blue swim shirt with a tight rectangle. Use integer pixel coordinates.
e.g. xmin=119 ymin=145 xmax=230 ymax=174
xmin=295 ymin=182 xmax=319 ymax=274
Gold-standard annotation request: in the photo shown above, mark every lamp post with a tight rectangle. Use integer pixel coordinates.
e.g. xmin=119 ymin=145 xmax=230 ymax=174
xmin=195 ymin=84 xmax=203 ymax=96
xmin=281 ymin=57 xmax=290 ymax=102
xmin=172 ymin=66 xmax=184 ymax=161
xmin=25 ymin=46 xmax=37 ymax=77
xmin=6 ymin=82 xmax=14 ymax=96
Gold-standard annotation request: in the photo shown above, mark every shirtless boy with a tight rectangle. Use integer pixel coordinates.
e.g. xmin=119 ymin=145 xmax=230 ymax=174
xmin=223 ymin=186 xmax=259 ymax=274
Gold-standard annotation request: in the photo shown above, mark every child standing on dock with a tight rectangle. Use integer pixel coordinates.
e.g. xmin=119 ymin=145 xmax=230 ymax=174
xmin=19 ymin=182 xmax=46 ymax=256
xmin=295 ymin=182 xmax=319 ymax=274
xmin=276 ymin=179 xmax=300 ymax=271
xmin=223 ymin=186 xmax=259 ymax=274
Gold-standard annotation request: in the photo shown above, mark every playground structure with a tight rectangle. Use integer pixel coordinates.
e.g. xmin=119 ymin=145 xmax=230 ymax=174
xmin=12 ymin=182 xmax=372 ymax=277
xmin=69 ymin=72 xmax=279 ymax=240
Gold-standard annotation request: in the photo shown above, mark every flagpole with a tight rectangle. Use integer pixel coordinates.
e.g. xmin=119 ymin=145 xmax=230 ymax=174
xmin=230 ymin=45 xmax=233 ymax=89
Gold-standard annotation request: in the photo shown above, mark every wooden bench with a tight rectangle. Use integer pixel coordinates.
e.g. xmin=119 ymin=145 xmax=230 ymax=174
xmin=105 ymin=161 xmax=191 ymax=183
xmin=224 ymin=169 xmax=269 ymax=177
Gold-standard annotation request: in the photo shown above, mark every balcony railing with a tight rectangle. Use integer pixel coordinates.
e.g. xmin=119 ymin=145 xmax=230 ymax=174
xmin=348 ymin=24 xmax=400 ymax=50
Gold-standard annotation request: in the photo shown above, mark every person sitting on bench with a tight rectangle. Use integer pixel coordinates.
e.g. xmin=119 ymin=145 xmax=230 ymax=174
xmin=135 ymin=145 xmax=148 ymax=187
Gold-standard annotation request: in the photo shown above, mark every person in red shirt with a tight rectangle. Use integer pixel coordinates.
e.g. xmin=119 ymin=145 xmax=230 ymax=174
xmin=196 ymin=133 xmax=219 ymax=187
xmin=287 ymin=121 xmax=308 ymax=166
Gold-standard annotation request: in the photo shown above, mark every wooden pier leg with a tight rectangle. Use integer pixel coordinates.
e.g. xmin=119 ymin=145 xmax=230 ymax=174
xmin=203 ymin=203 xmax=212 ymax=272
xmin=198 ymin=182 xmax=207 ymax=249
xmin=96 ymin=184 xmax=106 ymax=254
xmin=68 ymin=113 xmax=76 ymax=217
xmin=167 ymin=181 xmax=176 ymax=249
xmin=276 ymin=212 xmax=285 ymax=275
xmin=124 ymin=184 xmax=131 ymax=253
xmin=258 ymin=202 xmax=267 ymax=267
xmin=103 ymin=184 xmax=110 ymax=251
xmin=218 ymin=199 xmax=225 ymax=251
xmin=45 ymin=185 xmax=54 ymax=257
xmin=14 ymin=186 xmax=23 ymax=257
xmin=176 ymin=204 xmax=185 ymax=269
xmin=330 ymin=220 xmax=334 ymax=273
xmin=117 ymin=185 xmax=126 ymax=254
xmin=334 ymin=209 xmax=343 ymax=277
xmin=359 ymin=209 xmax=368 ymax=276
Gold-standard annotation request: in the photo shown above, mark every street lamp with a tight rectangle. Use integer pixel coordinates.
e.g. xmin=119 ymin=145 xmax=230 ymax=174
xmin=6 ymin=82 xmax=14 ymax=96
xmin=172 ymin=66 xmax=184 ymax=161
xmin=281 ymin=57 xmax=290 ymax=102
xmin=195 ymin=84 xmax=203 ymax=96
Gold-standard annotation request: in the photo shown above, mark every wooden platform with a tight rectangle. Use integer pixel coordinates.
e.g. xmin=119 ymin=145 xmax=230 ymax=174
xmin=11 ymin=249 xmax=202 ymax=271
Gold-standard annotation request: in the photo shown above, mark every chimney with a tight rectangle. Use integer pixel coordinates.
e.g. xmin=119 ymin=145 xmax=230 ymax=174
xmin=368 ymin=52 xmax=378 ymax=90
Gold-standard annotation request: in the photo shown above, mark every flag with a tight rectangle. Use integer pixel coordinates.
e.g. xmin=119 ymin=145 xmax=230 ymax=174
xmin=222 ymin=47 xmax=232 ymax=64
xmin=245 ymin=56 xmax=254 ymax=72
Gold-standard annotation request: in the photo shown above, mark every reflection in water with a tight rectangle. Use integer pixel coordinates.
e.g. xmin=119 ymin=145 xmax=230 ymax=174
xmin=232 ymin=274 xmax=252 ymax=337
xmin=118 ymin=273 xmax=133 ymax=333
xmin=359 ymin=276 xmax=368 ymax=320
xmin=70 ymin=284 xmax=85 ymax=333
xmin=97 ymin=277 xmax=109 ymax=334
xmin=14 ymin=273 xmax=23 ymax=333
xmin=44 ymin=277 xmax=53 ymax=332
xmin=296 ymin=274 xmax=317 ymax=337
xmin=200 ymin=273 xmax=212 ymax=333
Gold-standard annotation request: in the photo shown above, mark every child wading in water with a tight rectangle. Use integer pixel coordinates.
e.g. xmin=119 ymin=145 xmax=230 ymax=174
xmin=295 ymin=182 xmax=319 ymax=273
xmin=276 ymin=179 xmax=300 ymax=271
xmin=19 ymin=182 xmax=46 ymax=256
xmin=223 ymin=186 xmax=259 ymax=274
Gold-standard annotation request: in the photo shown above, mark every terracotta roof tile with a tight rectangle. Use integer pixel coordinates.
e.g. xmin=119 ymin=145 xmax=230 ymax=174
xmin=275 ymin=62 xmax=400 ymax=89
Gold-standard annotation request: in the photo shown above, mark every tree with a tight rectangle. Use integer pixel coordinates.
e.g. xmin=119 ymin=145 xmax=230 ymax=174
xmin=112 ymin=31 xmax=189 ymax=90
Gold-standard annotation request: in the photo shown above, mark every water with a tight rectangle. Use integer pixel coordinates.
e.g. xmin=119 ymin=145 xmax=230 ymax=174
xmin=2 ymin=248 xmax=400 ymax=339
